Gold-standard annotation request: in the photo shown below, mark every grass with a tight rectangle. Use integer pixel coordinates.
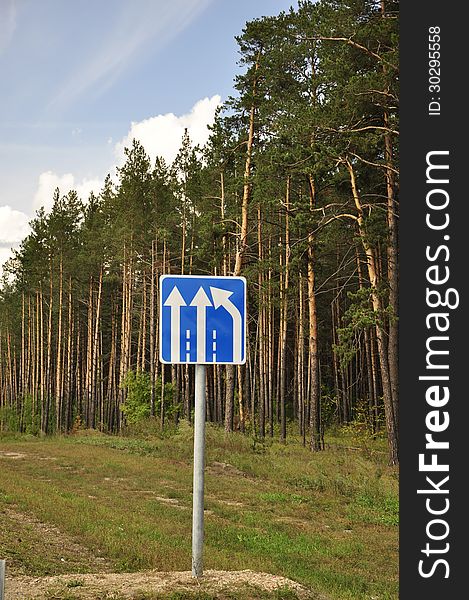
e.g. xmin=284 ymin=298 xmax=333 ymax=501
xmin=0 ymin=424 xmax=398 ymax=599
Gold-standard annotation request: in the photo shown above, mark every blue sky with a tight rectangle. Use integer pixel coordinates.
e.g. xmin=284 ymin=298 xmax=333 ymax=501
xmin=0 ymin=0 xmax=295 ymax=269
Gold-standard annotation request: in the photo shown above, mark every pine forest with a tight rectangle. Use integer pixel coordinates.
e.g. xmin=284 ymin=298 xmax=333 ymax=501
xmin=0 ymin=1 xmax=399 ymax=464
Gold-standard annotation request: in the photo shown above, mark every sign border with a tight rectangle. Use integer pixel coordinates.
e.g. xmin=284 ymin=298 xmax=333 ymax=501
xmin=158 ymin=274 xmax=247 ymax=365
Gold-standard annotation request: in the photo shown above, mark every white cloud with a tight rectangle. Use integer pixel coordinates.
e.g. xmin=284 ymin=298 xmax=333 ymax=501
xmin=33 ymin=171 xmax=103 ymax=213
xmin=115 ymin=95 xmax=221 ymax=166
xmin=34 ymin=172 xmax=73 ymax=213
xmin=0 ymin=247 xmax=15 ymax=280
xmin=76 ymin=178 xmax=103 ymax=203
xmin=31 ymin=95 xmax=221 ymax=218
xmin=0 ymin=247 xmax=14 ymax=264
xmin=0 ymin=205 xmax=30 ymax=244
xmin=0 ymin=203 xmax=29 ymax=279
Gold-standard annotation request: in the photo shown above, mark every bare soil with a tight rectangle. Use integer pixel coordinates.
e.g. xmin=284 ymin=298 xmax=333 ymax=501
xmin=5 ymin=570 xmax=313 ymax=599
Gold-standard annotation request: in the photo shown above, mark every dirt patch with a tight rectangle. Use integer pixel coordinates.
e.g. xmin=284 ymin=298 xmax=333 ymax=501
xmin=0 ymin=451 xmax=27 ymax=460
xmin=206 ymin=462 xmax=248 ymax=478
xmin=125 ymin=490 xmax=189 ymax=510
xmin=153 ymin=496 xmax=187 ymax=509
xmin=217 ymin=499 xmax=245 ymax=507
xmin=0 ymin=507 xmax=114 ymax=577
xmin=4 ymin=569 xmax=315 ymax=599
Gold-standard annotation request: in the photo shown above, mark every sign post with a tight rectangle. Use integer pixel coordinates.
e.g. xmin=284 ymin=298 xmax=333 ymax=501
xmin=0 ymin=559 xmax=5 ymax=600
xmin=159 ymin=275 xmax=246 ymax=577
xmin=192 ymin=364 xmax=206 ymax=576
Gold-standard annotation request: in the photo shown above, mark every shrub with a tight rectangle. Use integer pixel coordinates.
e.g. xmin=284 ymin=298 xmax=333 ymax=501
xmin=120 ymin=370 xmax=152 ymax=424
xmin=120 ymin=371 xmax=175 ymax=425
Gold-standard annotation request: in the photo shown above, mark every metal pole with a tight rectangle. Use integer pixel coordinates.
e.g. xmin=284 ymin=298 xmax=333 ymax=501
xmin=0 ymin=559 xmax=5 ymax=600
xmin=192 ymin=364 xmax=206 ymax=577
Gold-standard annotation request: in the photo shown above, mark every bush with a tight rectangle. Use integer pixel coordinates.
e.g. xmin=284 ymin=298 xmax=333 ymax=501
xmin=120 ymin=371 xmax=175 ymax=425
xmin=21 ymin=394 xmax=41 ymax=435
xmin=0 ymin=407 xmax=20 ymax=432
xmin=120 ymin=370 xmax=152 ymax=424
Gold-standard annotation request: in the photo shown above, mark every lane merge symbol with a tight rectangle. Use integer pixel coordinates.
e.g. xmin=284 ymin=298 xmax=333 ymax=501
xmin=159 ymin=275 xmax=246 ymax=365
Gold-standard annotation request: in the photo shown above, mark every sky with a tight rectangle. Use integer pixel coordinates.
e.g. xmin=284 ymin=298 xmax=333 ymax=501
xmin=0 ymin=0 xmax=295 ymax=272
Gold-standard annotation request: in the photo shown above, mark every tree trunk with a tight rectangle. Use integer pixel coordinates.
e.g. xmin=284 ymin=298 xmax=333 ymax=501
xmin=307 ymin=176 xmax=321 ymax=451
xmin=346 ymin=158 xmax=398 ymax=464
xmin=150 ymin=240 xmax=156 ymax=416
xmin=65 ymin=277 xmax=73 ymax=431
xmin=85 ymin=278 xmax=94 ymax=428
xmin=297 ymin=273 xmax=306 ymax=443
xmin=91 ymin=268 xmax=103 ymax=428
xmin=225 ymin=53 xmax=260 ymax=432
xmin=55 ymin=257 xmax=63 ymax=432
xmin=46 ymin=268 xmax=53 ymax=426
xmin=279 ymin=177 xmax=291 ymax=442
xmin=39 ymin=288 xmax=47 ymax=434
xmin=384 ymin=111 xmax=399 ymax=432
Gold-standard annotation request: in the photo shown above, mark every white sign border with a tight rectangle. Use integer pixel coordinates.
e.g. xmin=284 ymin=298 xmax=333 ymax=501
xmin=158 ymin=274 xmax=247 ymax=365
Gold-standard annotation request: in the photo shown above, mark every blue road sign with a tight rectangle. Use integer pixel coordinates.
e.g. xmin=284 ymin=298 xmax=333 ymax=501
xmin=159 ymin=275 xmax=247 ymax=365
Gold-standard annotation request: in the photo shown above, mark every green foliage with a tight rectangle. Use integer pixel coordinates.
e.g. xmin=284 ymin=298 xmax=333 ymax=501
xmin=21 ymin=394 xmax=41 ymax=435
xmin=319 ymin=387 xmax=340 ymax=428
xmin=334 ymin=287 xmax=387 ymax=368
xmin=340 ymin=399 xmax=386 ymax=443
xmin=120 ymin=371 xmax=175 ymax=426
xmin=120 ymin=370 xmax=152 ymax=424
xmin=0 ymin=407 xmax=19 ymax=432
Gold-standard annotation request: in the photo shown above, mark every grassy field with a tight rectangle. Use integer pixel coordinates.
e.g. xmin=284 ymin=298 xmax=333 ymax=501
xmin=0 ymin=424 xmax=398 ymax=600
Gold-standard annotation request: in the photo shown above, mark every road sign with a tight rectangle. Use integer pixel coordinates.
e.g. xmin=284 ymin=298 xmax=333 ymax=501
xmin=159 ymin=275 xmax=247 ymax=576
xmin=159 ymin=275 xmax=246 ymax=365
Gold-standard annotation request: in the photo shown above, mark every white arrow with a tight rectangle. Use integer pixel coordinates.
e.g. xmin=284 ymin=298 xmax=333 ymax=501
xmin=190 ymin=287 xmax=212 ymax=363
xmin=163 ymin=286 xmax=186 ymax=362
xmin=210 ymin=287 xmax=243 ymax=363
